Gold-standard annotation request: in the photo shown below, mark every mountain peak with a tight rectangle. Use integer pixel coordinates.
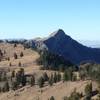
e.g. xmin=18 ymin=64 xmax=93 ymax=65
xmin=26 ymin=29 xmax=100 ymax=64
xmin=50 ymin=29 xmax=66 ymax=37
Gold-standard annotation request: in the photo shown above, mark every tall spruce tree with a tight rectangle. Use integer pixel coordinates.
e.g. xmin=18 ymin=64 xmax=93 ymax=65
xmin=38 ymin=76 xmax=44 ymax=88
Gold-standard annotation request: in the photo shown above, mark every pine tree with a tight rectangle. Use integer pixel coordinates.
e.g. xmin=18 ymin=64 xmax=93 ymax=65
xmin=84 ymin=82 xmax=92 ymax=100
xmin=49 ymin=74 xmax=54 ymax=86
xmin=2 ymin=72 xmax=7 ymax=81
xmin=21 ymin=75 xmax=26 ymax=86
xmin=11 ymin=81 xmax=18 ymax=90
xmin=98 ymin=85 xmax=100 ymax=99
xmin=7 ymin=57 xmax=10 ymax=61
xmin=30 ymin=75 xmax=35 ymax=86
xmin=4 ymin=50 xmax=6 ymax=54
xmin=69 ymin=88 xmax=81 ymax=100
xmin=0 ymin=87 xmax=1 ymax=93
xmin=53 ymin=72 xmax=57 ymax=83
xmin=72 ymin=74 xmax=77 ymax=81
xmin=18 ymin=62 xmax=21 ymax=67
xmin=4 ymin=81 xmax=9 ymax=92
xmin=63 ymin=70 xmax=69 ymax=81
xmin=38 ymin=76 xmax=44 ymax=88
xmin=50 ymin=96 xmax=55 ymax=100
xmin=0 ymin=49 xmax=3 ymax=62
xmin=63 ymin=69 xmax=72 ymax=82
xmin=11 ymin=70 xmax=15 ymax=78
xmin=14 ymin=53 xmax=18 ymax=59
xmin=9 ymin=62 xmax=12 ymax=66
xmin=57 ymin=73 xmax=61 ymax=82
xmin=63 ymin=96 xmax=68 ymax=100
xmin=43 ymin=72 xmax=49 ymax=82
xmin=14 ymin=44 xmax=17 ymax=48
xmin=20 ymin=52 xmax=24 ymax=57
xmin=16 ymin=68 xmax=26 ymax=86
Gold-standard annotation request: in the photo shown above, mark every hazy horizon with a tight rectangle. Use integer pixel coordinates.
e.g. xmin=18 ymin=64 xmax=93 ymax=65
xmin=0 ymin=0 xmax=100 ymax=41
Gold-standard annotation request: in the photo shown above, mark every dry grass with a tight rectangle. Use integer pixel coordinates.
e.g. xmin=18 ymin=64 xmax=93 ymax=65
xmin=0 ymin=81 xmax=98 ymax=100
xmin=0 ymin=43 xmax=39 ymax=72
xmin=0 ymin=43 xmax=99 ymax=100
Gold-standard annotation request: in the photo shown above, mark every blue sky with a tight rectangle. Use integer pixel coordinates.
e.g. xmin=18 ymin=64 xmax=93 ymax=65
xmin=0 ymin=0 xmax=100 ymax=40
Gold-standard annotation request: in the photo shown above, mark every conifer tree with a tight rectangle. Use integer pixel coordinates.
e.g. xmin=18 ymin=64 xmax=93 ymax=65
xmin=14 ymin=53 xmax=18 ymax=59
xmin=49 ymin=74 xmax=54 ymax=86
xmin=38 ymin=76 xmax=44 ymax=88
xmin=43 ymin=72 xmax=49 ymax=82
xmin=84 ymin=82 xmax=92 ymax=100
xmin=20 ymin=52 xmax=24 ymax=57
xmin=50 ymin=96 xmax=55 ymax=100
xmin=53 ymin=72 xmax=57 ymax=83
xmin=57 ymin=73 xmax=61 ymax=82
xmin=4 ymin=81 xmax=9 ymax=92
xmin=30 ymin=75 xmax=35 ymax=86
xmin=11 ymin=70 xmax=15 ymax=78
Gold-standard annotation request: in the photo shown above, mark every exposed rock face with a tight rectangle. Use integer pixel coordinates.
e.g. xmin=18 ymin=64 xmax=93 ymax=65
xmin=24 ymin=29 xmax=100 ymax=64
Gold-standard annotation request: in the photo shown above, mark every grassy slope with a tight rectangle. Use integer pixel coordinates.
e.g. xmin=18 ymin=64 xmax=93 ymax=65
xmin=0 ymin=43 xmax=98 ymax=100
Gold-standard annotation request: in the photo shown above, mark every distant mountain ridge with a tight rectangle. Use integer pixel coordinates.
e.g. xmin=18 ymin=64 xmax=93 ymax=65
xmin=79 ymin=40 xmax=100 ymax=48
